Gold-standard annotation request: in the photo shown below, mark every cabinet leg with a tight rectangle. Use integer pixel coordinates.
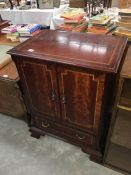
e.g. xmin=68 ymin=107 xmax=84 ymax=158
xmin=31 ymin=130 xmax=41 ymax=139
xmin=90 ymin=155 xmax=103 ymax=164
xmin=81 ymin=147 xmax=103 ymax=164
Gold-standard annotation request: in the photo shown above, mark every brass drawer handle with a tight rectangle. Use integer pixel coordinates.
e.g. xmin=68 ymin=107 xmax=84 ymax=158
xmin=42 ymin=122 xmax=50 ymax=128
xmin=76 ymin=134 xmax=86 ymax=140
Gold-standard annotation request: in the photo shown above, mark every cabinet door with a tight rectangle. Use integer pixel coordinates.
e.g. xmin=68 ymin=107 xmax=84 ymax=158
xmin=58 ymin=65 xmax=105 ymax=133
xmin=17 ymin=59 xmax=60 ymax=119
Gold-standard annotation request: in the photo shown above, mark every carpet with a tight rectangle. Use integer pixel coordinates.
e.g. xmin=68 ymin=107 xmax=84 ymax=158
xmin=0 ymin=114 xmax=123 ymax=175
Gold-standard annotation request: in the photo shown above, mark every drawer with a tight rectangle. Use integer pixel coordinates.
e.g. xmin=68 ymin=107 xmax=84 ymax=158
xmin=32 ymin=117 xmax=96 ymax=146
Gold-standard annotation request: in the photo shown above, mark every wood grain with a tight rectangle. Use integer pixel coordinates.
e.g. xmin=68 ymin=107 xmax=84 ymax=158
xmin=8 ymin=30 xmax=127 ymax=73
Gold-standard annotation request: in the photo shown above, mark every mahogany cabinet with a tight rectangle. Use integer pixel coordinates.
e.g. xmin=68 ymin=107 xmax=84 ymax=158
xmin=8 ymin=30 xmax=127 ymax=163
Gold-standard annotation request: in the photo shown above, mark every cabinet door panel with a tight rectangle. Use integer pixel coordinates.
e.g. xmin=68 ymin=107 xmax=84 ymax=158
xmin=18 ymin=60 xmax=60 ymax=119
xmin=58 ymin=66 xmax=105 ymax=132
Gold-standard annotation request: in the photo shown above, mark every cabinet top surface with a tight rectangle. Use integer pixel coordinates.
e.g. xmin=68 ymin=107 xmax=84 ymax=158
xmin=8 ymin=30 xmax=127 ymax=73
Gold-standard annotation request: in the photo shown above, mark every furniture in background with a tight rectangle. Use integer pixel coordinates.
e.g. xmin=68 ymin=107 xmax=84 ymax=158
xmin=8 ymin=30 xmax=127 ymax=163
xmin=0 ymin=15 xmax=9 ymax=34
xmin=0 ymin=0 xmax=112 ymax=27
xmin=104 ymin=0 xmax=112 ymax=7
xmin=104 ymin=45 xmax=131 ymax=174
xmin=0 ymin=61 xmax=27 ymax=120
xmin=0 ymin=5 xmax=67 ymax=25
xmin=119 ymin=0 xmax=131 ymax=8
xmin=0 ymin=34 xmax=27 ymax=121
xmin=68 ymin=0 xmax=112 ymax=16
xmin=69 ymin=0 xmax=88 ymax=8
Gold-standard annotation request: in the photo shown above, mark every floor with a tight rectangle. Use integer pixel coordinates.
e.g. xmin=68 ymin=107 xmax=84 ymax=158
xmin=0 ymin=113 xmax=123 ymax=175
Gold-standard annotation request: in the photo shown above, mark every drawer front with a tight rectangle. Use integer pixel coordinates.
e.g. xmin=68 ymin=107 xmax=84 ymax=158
xmin=32 ymin=117 xmax=96 ymax=146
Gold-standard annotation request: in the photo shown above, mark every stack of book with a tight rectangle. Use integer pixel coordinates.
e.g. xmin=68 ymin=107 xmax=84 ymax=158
xmin=87 ymin=14 xmax=115 ymax=34
xmin=1 ymin=24 xmax=23 ymax=42
xmin=1 ymin=24 xmax=41 ymax=42
xmin=6 ymin=32 xmax=20 ymax=42
xmin=114 ymin=9 xmax=131 ymax=41
xmin=57 ymin=8 xmax=88 ymax=32
xmin=17 ymin=24 xmax=41 ymax=42
xmin=58 ymin=21 xmax=88 ymax=32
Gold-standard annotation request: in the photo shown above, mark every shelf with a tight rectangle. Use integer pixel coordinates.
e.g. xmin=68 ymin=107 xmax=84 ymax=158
xmin=117 ymin=104 xmax=131 ymax=112
xmin=119 ymin=97 xmax=131 ymax=109
xmin=111 ymin=108 xmax=131 ymax=149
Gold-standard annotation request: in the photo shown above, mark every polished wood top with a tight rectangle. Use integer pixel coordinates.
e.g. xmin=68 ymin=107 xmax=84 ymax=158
xmin=8 ymin=30 xmax=127 ymax=73
xmin=121 ymin=45 xmax=131 ymax=78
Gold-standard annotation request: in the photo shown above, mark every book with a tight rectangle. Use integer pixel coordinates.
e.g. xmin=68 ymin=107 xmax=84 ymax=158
xmin=19 ymin=36 xmax=30 ymax=43
xmin=60 ymin=8 xmax=86 ymax=21
xmin=116 ymin=21 xmax=131 ymax=28
xmin=119 ymin=9 xmax=131 ymax=16
xmin=6 ymin=32 xmax=20 ymax=42
xmin=57 ymin=23 xmax=76 ymax=31
xmin=120 ymin=19 xmax=131 ymax=23
xmin=19 ymin=29 xmax=41 ymax=37
xmin=6 ymin=32 xmax=19 ymax=37
xmin=88 ymin=27 xmax=107 ymax=34
xmin=120 ymin=16 xmax=131 ymax=22
xmin=115 ymin=27 xmax=131 ymax=33
xmin=61 ymin=13 xmax=85 ymax=21
xmin=64 ymin=18 xmax=86 ymax=24
xmin=19 ymin=30 xmax=41 ymax=42
xmin=113 ymin=30 xmax=131 ymax=41
xmin=114 ymin=28 xmax=131 ymax=39
xmin=89 ymin=14 xmax=111 ymax=25
xmin=17 ymin=24 xmax=41 ymax=34
xmin=1 ymin=24 xmax=23 ymax=34
xmin=72 ymin=21 xmax=88 ymax=32
xmin=88 ymin=23 xmax=116 ymax=34
xmin=57 ymin=21 xmax=88 ymax=32
xmin=91 ymin=21 xmax=114 ymax=29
